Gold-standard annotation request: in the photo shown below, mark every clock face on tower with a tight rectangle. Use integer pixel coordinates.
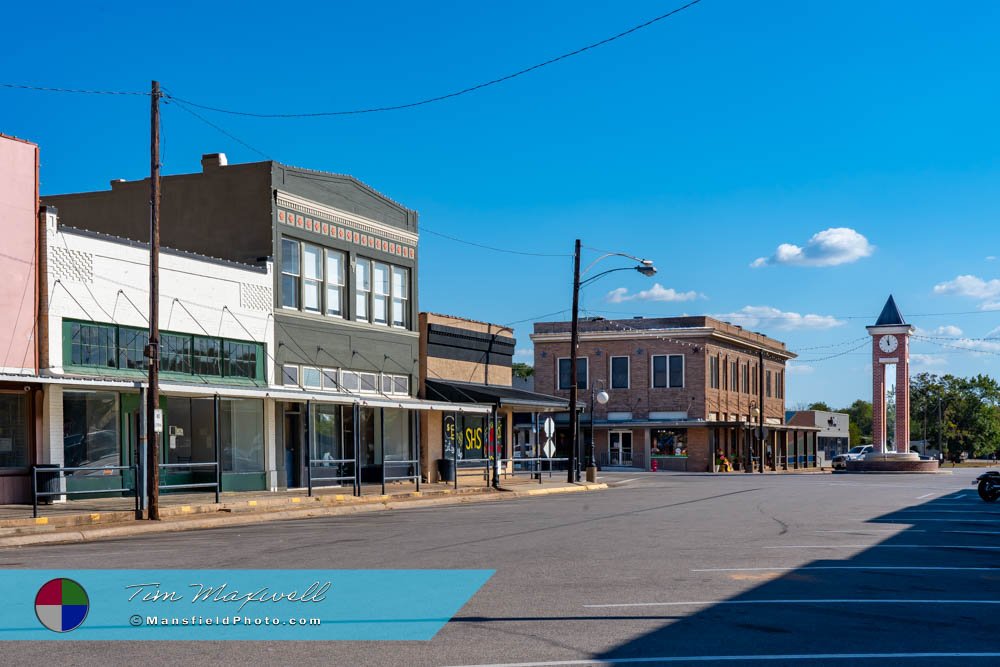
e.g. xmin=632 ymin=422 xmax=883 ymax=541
xmin=879 ymin=334 xmax=899 ymax=354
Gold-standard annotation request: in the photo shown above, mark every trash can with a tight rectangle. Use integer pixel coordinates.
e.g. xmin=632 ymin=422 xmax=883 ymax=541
xmin=35 ymin=464 xmax=61 ymax=505
xmin=437 ymin=458 xmax=456 ymax=483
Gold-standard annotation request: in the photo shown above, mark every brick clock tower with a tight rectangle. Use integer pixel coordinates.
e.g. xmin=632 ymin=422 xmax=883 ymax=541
xmin=866 ymin=295 xmax=914 ymax=454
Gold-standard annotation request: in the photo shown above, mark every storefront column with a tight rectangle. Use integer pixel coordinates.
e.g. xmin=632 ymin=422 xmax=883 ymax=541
xmin=42 ymin=385 xmax=66 ymax=501
xmin=781 ymin=431 xmax=788 ymax=471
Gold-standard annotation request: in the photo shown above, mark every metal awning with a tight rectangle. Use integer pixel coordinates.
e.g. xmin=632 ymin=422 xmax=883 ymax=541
xmin=357 ymin=395 xmax=491 ymax=414
xmin=424 ymin=378 xmax=575 ymax=412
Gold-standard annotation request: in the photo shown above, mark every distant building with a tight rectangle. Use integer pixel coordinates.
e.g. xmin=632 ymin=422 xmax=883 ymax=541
xmin=786 ymin=410 xmax=850 ymax=466
xmin=531 ymin=316 xmax=820 ymax=472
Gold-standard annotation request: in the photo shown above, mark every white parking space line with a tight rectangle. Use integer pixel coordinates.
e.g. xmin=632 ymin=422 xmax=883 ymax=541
xmin=917 ymin=492 xmax=936 ymax=499
xmin=945 ymin=530 xmax=1000 ymax=536
xmin=813 ymin=530 xmax=923 ymax=534
xmin=897 ymin=509 xmax=1000 ymax=514
xmin=442 ymin=653 xmax=1000 ymax=666
xmin=763 ymin=544 xmax=1000 ymax=550
xmin=691 ymin=566 xmax=998 ymax=572
xmin=875 ymin=518 xmax=1000 ymax=524
xmin=583 ymin=599 xmax=1000 ymax=609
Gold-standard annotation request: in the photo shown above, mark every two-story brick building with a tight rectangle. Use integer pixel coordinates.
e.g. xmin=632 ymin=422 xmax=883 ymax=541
xmin=531 ymin=316 xmax=820 ymax=472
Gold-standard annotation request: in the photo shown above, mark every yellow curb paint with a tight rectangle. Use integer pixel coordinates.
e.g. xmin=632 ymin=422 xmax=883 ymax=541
xmin=247 ymin=500 xmax=257 ymax=507
xmin=34 ymin=517 xmax=48 ymax=525
xmin=334 ymin=495 xmax=345 ymax=501
xmin=181 ymin=506 xmax=192 ymax=513
xmin=90 ymin=514 xmax=100 ymax=521
xmin=412 ymin=492 xmax=422 ymax=497
xmin=291 ymin=497 xmax=301 ymax=503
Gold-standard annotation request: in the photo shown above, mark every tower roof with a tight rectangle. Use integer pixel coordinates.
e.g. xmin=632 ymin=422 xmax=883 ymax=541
xmin=874 ymin=295 xmax=906 ymax=326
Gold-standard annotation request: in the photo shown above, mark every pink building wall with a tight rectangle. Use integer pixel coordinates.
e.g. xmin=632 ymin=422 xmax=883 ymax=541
xmin=0 ymin=134 xmax=39 ymax=375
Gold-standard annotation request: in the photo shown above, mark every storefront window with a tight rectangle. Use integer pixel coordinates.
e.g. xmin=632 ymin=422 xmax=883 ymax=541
xmin=165 ymin=397 xmax=215 ymax=464
xmin=63 ymin=391 xmax=120 ymax=468
xmin=457 ymin=415 xmax=486 ymax=460
xmin=382 ymin=408 xmax=409 ymax=462
xmin=0 ymin=393 xmax=30 ymax=468
xmin=311 ymin=403 xmax=344 ymax=464
xmin=221 ymin=398 xmax=264 ymax=472
xmin=651 ymin=428 xmax=687 ymax=456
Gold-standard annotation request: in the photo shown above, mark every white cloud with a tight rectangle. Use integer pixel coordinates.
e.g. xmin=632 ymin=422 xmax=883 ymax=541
xmin=915 ymin=324 xmax=963 ymax=337
xmin=786 ymin=362 xmax=815 ymax=374
xmin=751 ymin=227 xmax=874 ymax=268
xmin=911 ymin=354 xmax=946 ymax=367
xmin=932 ymin=274 xmax=1000 ymax=309
xmin=987 ymin=256 xmax=997 ymax=261
xmin=513 ymin=348 xmax=534 ymax=361
xmin=713 ymin=305 xmax=846 ymax=331
xmin=606 ymin=283 xmax=703 ymax=303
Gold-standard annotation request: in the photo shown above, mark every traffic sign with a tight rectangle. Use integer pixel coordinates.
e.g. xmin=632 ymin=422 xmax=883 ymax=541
xmin=543 ymin=417 xmax=555 ymax=438
xmin=543 ymin=440 xmax=555 ymax=458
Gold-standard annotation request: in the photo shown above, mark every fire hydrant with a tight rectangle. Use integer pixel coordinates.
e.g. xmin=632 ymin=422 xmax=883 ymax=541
xmin=651 ymin=459 xmax=658 ymax=472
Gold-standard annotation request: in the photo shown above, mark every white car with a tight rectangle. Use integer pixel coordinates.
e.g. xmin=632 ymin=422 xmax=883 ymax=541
xmin=831 ymin=445 xmax=874 ymax=470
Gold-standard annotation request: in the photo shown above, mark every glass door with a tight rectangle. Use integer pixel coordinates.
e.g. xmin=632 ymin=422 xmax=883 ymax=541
xmin=609 ymin=431 xmax=633 ymax=466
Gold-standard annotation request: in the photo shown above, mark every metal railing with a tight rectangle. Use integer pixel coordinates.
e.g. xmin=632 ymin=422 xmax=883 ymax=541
xmin=307 ymin=458 xmax=358 ymax=497
xmin=159 ymin=462 xmax=220 ymax=503
xmin=500 ymin=457 xmax=569 ymax=484
xmin=31 ymin=464 xmax=139 ymax=519
xmin=382 ymin=458 xmax=420 ymax=495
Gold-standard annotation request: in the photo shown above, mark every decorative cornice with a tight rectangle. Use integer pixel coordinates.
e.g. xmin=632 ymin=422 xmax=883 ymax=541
xmin=276 ymin=190 xmax=418 ymax=245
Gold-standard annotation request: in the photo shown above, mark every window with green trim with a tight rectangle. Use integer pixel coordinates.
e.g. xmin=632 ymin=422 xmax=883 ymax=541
xmin=63 ymin=320 xmax=264 ymax=383
xmin=161 ymin=334 xmax=192 ymax=374
xmin=118 ymin=327 xmax=149 ymax=371
xmin=224 ymin=341 xmax=258 ymax=380
xmin=193 ymin=337 xmax=221 ymax=377
xmin=69 ymin=322 xmax=117 ymax=368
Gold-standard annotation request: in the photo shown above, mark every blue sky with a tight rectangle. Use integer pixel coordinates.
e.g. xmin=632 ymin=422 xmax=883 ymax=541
xmin=3 ymin=0 xmax=1000 ymax=408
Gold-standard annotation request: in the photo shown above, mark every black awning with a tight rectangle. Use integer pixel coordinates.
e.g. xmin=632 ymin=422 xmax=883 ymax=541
xmin=424 ymin=379 xmax=572 ymax=411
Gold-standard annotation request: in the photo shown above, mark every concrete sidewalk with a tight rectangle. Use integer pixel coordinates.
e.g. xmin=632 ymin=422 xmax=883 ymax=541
xmin=0 ymin=477 xmax=607 ymax=548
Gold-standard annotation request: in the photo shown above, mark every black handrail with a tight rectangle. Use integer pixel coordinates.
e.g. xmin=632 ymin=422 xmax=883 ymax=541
xmin=307 ymin=458 xmax=358 ymax=497
xmin=499 ymin=457 xmax=569 ymax=484
xmin=158 ymin=462 xmax=220 ymax=503
xmin=382 ymin=458 xmax=420 ymax=495
xmin=31 ymin=464 xmax=140 ymax=518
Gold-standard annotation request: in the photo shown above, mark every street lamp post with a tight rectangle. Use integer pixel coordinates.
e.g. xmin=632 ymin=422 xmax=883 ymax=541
xmin=587 ymin=380 xmax=610 ymax=482
xmin=746 ymin=401 xmax=759 ymax=473
xmin=567 ymin=239 xmax=656 ymax=483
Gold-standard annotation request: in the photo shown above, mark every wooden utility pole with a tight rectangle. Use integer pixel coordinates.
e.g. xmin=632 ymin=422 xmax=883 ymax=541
xmin=146 ymin=80 xmax=162 ymax=519
xmin=568 ymin=239 xmax=581 ymax=483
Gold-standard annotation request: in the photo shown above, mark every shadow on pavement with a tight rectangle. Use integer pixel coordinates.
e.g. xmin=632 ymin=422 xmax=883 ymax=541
xmin=586 ymin=486 xmax=1000 ymax=664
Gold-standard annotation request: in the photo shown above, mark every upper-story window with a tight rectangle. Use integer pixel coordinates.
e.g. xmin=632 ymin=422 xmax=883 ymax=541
xmin=708 ymin=356 xmax=719 ymax=389
xmin=392 ymin=267 xmax=408 ymax=328
xmin=281 ymin=238 xmax=300 ymax=309
xmin=766 ymin=370 xmax=773 ymax=398
xmin=326 ymin=250 xmax=345 ymax=317
xmin=610 ymin=356 xmax=629 ymax=389
xmin=372 ymin=262 xmax=390 ymax=325
xmin=302 ymin=243 xmax=323 ymax=313
xmin=355 ymin=257 xmax=410 ymax=328
xmin=558 ymin=357 xmax=588 ymax=390
xmin=653 ymin=354 xmax=684 ymax=388
xmin=741 ymin=363 xmax=749 ymax=394
xmin=65 ymin=320 xmax=263 ymax=383
xmin=776 ymin=370 xmax=784 ymax=399
xmin=731 ymin=360 xmax=738 ymax=392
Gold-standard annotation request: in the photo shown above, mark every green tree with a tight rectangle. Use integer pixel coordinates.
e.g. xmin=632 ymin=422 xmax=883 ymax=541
xmin=848 ymin=421 xmax=863 ymax=446
xmin=910 ymin=373 xmax=1000 ymax=457
xmin=841 ymin=399 xmax=873 ymax=443
xmin=807 ymin=401 xmax=832 ymax=412
xmin=512 ymin=363 xmax=534 ymax=380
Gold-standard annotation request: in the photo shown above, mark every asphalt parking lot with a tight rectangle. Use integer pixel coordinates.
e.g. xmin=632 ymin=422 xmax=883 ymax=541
xmin=2 ymin=469 xmax=998 ymax=666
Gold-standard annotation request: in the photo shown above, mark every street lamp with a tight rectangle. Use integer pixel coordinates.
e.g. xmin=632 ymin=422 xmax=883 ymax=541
xmin=744 ymin=402 xmax=759 ymax=473
xmin=586 ymin=380 xmax=610 ymax=482
xmin=568 ymin=239 xmax=656 ymax=483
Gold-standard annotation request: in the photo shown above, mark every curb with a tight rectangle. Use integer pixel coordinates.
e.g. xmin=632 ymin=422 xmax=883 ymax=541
xmin=0 ymin=483 xmax=607 ymax=549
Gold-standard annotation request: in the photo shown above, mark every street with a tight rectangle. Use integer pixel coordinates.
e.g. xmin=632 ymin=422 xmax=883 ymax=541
xmin=2 ymin=470 xmax=999 ymax=666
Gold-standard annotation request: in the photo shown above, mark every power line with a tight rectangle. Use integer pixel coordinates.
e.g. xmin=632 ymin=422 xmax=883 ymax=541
xmin=0 ymin=82 xmax=149 ymax=96
xmin=163 ymin=93 xmax=271 ymax=160
xmin=422 ymin=227 xmax=572 ymax=257
xmin=161 ymin=0 xmax=704 ymax=118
